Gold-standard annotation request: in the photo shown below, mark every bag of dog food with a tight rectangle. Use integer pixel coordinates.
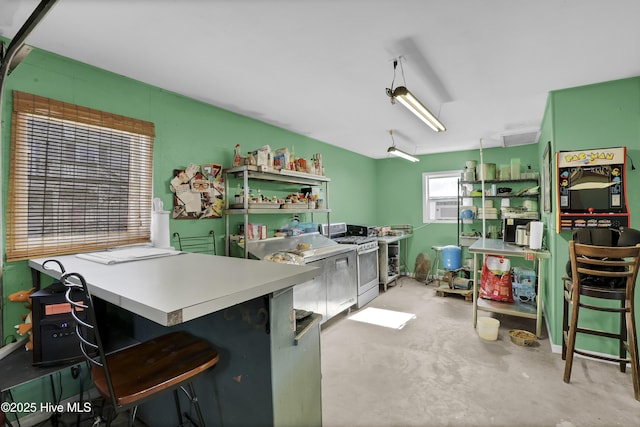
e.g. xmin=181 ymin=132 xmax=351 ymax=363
xmin=479 ymin=255 xmax=514 ymax=302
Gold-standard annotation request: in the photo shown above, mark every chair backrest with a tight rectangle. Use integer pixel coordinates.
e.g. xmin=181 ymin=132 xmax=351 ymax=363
xmin=572 ymin=228 xmax=620 ymax=246
xmin=62 ymin=271 xmax=118 ymax=409
xmin=569 ymin=241 xmax=640 ymax=292
xmin=173 ymin=230 xmax=216 ymax=255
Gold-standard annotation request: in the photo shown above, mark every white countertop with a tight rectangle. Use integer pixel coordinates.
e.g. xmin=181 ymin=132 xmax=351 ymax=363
xmin=29 ymin=252 xmax=319 ymax=326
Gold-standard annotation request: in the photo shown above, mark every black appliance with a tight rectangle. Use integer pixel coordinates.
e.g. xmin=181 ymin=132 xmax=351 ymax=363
xmin=346 ymin=224 xmax=378 ymax=238
xmin=30 ymin=281 xmax=86 ymax=366
xmin=503 ymin=218 xmax=533 ymax=244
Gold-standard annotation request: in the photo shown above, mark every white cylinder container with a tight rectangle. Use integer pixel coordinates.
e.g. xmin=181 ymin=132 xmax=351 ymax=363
xmin=151 ymin=211 xmax=171 ymax=248
xmin=529 ymin=221 xmax=544 ymax=250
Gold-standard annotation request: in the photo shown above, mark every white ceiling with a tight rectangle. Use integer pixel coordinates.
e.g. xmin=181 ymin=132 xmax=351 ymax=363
xmin=2 ymin=0 xmax=640 ymax=159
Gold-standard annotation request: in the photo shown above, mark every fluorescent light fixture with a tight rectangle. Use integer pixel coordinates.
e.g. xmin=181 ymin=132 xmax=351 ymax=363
xmin=388 ymin=146 xmax=419 ymax=162
xmin=391 ymin=86 xmax=446 ymax=132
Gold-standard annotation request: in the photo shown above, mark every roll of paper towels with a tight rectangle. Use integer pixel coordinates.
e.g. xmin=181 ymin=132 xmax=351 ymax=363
xmin=151 ymin=198 xmax=171 ymax=248
xmin=529 ymin=221 xmax=543 ymax=250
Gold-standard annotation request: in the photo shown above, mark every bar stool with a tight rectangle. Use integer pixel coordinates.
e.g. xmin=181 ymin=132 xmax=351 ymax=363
xmin=62 ymin=269 xmax=220 ymax=425
xmin=430 ymin=246 xmax=444 ymax=285
xmin=563 ymin=241 xmax=640 ymax=401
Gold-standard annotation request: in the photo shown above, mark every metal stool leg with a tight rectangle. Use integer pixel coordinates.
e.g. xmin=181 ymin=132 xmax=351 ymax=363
xmin=430 ymin=247 xmax=442 ymax=285
xmin=189 ymin=383 xmax=206 ymax=427
xmin=174 ymin=389 xmax=184 ymax=425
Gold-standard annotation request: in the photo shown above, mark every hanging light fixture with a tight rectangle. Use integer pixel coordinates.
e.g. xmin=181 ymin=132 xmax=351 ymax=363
xmin=386 ymin=58 xmax=446 ymax=132
xmin=387 ymin=130 xmax=419 ymax=162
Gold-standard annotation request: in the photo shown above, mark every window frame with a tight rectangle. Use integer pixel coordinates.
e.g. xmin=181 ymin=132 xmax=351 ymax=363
xmin=422 ymin=170 xmax=461 ymax=224
xmin=6 ymin=91 xmax=155 ymax=262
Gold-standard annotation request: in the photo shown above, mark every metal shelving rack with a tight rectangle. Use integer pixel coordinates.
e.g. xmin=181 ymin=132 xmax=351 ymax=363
xmin=458 ymin=177 xmax=540 ymax=247
xmin=223 ymin=165 xmax=331 ymax=258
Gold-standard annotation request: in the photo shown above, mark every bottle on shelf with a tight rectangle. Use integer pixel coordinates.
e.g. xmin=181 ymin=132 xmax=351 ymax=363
xmin=289 ymin=146 xmax=296 ymax=171
xmin=233 ymin=144 xmax=242 ymax=167
xmin=235 ymin=183 xmax=243 ymax=204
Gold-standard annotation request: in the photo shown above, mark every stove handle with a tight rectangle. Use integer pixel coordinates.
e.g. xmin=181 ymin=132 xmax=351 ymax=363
xmin=335 ymin=257 xmax=349 ymax=270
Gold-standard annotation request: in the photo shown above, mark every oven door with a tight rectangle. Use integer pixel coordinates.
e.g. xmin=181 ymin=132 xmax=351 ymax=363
xmin=357 ymin=246 xmax=379 ymax=294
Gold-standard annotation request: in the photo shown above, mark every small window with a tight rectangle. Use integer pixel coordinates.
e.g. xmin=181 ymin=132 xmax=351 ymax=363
xmin=422 ymin=170 xmax=460 ymax=223
xmin=7 ymin=91 xmax=155 ymax=261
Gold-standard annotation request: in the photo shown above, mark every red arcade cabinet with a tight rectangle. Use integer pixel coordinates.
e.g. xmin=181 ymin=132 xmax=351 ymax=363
xmin=556 ymin=146 xmax=630 ymax=232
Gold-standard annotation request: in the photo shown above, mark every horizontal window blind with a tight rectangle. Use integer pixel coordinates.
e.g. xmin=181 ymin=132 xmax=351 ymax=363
xmin=7 ymin=91 xmax=155 ymax=262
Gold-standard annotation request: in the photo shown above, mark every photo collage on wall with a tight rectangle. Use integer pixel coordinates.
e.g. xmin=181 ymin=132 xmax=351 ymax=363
xmin=170 ymin=163 xmax=225 ymax=219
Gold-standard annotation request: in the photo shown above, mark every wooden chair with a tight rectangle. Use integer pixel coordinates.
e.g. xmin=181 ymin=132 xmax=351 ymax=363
xmin=173 ymin=230 xmax=216 ymax=255
xmin=62 ymin=271 xmax=220 ymax=425
xmin=563 ymin=241 xmax=640 ymax=400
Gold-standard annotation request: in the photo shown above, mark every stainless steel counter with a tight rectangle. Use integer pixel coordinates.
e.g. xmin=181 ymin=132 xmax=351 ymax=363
xmin=468 ymin=238 xmax=550 ymax=337
xmin=247 ymin=233 xmax=358 ymax=322
xmin=246 ymin=233 xmax=354 ymax=263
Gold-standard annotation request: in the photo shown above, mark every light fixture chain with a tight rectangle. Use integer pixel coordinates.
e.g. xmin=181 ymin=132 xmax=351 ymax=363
xmin=398 ymin=56 xmax=407 ymax=86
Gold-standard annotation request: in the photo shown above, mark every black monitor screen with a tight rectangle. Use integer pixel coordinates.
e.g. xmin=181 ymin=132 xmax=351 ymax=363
xmin=567 ymin=166 xmax=623 ymax=213
xmin=569 ymin=187 xmax=612 ymax=213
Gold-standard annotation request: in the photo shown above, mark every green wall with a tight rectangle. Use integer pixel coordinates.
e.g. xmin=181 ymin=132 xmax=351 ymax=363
xmin=375 ymin=144 xmax=541 ymax=270
xmin=0 ymin=45 xmax=377 ymax=341
xmin=543 ymin=77 xmax=640 ymax=353
xmin=0 ymin=43 xmax=377 ymax=414
xmin=538 ymin=96 xmax=556 ymax=340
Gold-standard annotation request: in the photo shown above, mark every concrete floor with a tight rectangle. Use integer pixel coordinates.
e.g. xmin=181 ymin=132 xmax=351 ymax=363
xmin=320 ymin=277 xmax=640 ymax=427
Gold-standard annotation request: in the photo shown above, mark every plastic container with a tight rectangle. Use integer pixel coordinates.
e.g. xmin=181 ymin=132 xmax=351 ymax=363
xmin=298 ymin=222 xmax=318 ymax=233
xmin=509 ymin=329 xmax=535 ymax=346
xmin=477 ymin=317 xmax=500 ymax=340
xmin=510 ymin=158 xmax=521 ymax=180
xmin=498 ymin=164 xmax=511 ymax=180
xmin=529 ymin=221 xmax=543 ymax=250
xmin=441 ymin=245 xmax=461 ymax=270
xmin=477 ymin=163 xmax=496 ymax=181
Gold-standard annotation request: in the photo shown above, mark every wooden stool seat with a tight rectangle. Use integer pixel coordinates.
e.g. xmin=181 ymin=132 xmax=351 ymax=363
xmin=92 ymin=330 xmax=219 ymax=407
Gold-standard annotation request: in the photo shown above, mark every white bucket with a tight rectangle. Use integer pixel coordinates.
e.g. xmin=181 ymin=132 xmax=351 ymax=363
xmin=477 ymin=317 xmax=500 ymax=341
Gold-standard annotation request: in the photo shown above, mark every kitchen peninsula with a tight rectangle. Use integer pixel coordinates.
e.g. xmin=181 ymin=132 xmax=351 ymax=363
xmin=29 ymin=250 xmax=321 ymax=426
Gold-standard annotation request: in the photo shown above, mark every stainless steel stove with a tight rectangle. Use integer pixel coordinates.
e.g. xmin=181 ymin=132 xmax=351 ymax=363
xmin=322 ymin=223 xmax=380 ymax=308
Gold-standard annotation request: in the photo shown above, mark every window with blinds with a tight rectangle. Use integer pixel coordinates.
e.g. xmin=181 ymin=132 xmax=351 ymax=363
xmin=7 ymin=91 xmax=155 ymax=262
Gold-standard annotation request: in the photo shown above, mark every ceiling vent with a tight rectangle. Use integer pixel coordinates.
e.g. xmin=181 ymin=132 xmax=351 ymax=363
xmin=500 ymin=129 xmax=540 ymax=147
